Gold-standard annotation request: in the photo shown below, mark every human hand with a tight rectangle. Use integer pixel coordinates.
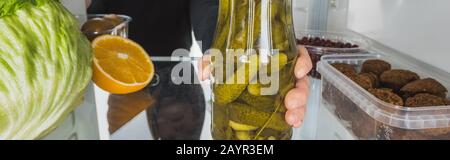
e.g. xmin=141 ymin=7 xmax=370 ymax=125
xmin=199 ymin=46 xmax=312 ymax=128
xmin=283 ymin=46 xmax=312 ymax=127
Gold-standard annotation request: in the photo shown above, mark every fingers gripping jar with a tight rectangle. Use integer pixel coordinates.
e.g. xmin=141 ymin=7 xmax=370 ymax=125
xmin=210 ymin=0 xmax=298 ymax=140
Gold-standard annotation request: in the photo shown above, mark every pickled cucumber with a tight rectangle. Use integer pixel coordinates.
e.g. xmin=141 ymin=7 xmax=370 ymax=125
xmin=240 ymin=90 xmax=288 ymax=113
xmin=235 ymin=131 xmax=252 ymax=140
xmin=272 ymin=21 xmax=287 ymax=50
xmin=274 ymin=64 xmax=296 ymax=114
xmin=247 ymin=81 xmax=280 ymax=96
xmin=275 ymin=40 xmax=289 ymax=52
xmin=212 ymin=103 xmax=229 ymax=140
xmin=247 ymin=64 xmax=294 ymax=114
xmin=229 ymin=0 xmax=250 ymax=49
xmin=225 ymin=126 xmax=233 ymax=140
xmin=270 ymin=1 xmax=280 ymax=21
xmin=247 ymin=82 xmax=277 ymax=96
xmin=261 ymin=53 xmax=288 ymax=74
xmin=229 ymin=102 xmax=290 ymax=131
xmin=213 ymin=54 xmax=259 ymax=105
xmin=260 ymin=128 xmax=283 ymax=137
xmin=247 ymin=83 xmax=263 ymax=96
xmin=238 ymin=91 xmax=275 ymax=111
xmin=277 ymin=64 xmax=296 ymax=97
xmin=229 ymin=120 xmax=258 ymax=131
xmin=252 ymin=0 xmax=261 ymax=47
xmin=212 ymin=0 xmax=231 ymax=51
xmin=214 ymin=84 xmax=247 ymax=106
xmin=273 ymin=0 xmax=288 ymax=23
xmin=247 ymin=60 xmax=291 ymax=96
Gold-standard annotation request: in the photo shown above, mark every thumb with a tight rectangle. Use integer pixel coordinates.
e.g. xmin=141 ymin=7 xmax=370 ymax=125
xmin=198 ymin=55 xmax=212 ymax=81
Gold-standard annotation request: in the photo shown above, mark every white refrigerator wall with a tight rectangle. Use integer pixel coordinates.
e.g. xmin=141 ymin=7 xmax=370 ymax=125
xmin=293 ymin=0 xmax=310 ymax=31
xmin=327 ymin=0 xmax=349 ymax=31
xmin=61 ymin=0 xmax=87 ymax=16
xmin=327 ymin=0 xmax=450 ymax=73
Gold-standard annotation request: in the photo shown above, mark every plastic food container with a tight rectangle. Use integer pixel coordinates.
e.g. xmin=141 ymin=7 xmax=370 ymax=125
xmin=296 ymin=30 xmax=372 ymax=79
xmin=82 ymin=14 xmax=132 ymax=41
xmin=317 ymin=54 xmax=450 ymax=140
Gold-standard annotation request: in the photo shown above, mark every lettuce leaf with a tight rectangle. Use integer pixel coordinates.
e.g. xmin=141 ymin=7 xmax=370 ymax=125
xmin=0 ymin=0 xmax=61 ymax=17
xmin=0 ymin=0 xmax=92 ymax=139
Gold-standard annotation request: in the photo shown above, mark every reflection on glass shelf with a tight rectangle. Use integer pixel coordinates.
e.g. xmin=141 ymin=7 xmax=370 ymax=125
xmin=108 ymin=61 xmax=206 ymax=140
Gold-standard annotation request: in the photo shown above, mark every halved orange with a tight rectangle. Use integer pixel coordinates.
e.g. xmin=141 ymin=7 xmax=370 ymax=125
xmin=92 ymin=35 xmax=154 ymax=94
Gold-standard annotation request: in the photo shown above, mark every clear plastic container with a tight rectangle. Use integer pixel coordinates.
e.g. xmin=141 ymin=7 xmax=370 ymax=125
xmin=317 ymin=54 xmax=450 ymax=140
xmin=296 ymin=30 xmax=372 ymax=79
xmin=82 ymin=14 xmax=132 ymax=41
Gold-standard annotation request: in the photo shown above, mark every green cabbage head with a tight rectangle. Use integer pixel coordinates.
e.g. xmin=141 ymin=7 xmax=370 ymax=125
xmin=0 ymin=0 xmax=93 ymax=139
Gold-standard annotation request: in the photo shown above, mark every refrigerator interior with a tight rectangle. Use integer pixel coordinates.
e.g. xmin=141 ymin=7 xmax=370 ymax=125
xmin=53 ymin=0 xmax=450 ymax=140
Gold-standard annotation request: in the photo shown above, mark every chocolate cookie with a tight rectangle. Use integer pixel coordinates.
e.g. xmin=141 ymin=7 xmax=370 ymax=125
xmin=351 ymin=74 xmax=374 ymax=90
xmin=401 ymin=78 xmax=448 ymax=98
xmin=361 ymin=59 xmax=391 ymax=76
xmin=378 ymin=88 xmax=394 ymax=92
xmin=380 ymin=70 xmax=420 ymax=91
xmin=368 ymin=88 xmax=404 ymax=106
xmin=360 ymin=72 xmax=380 ymax=88
xmin=405 ymin=93 xmax=447 ymax=107
xmin=331 ymin=63 xmax=357 ymax=77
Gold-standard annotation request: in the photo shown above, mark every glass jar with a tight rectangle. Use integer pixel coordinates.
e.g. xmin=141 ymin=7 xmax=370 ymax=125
xmin=81 ymin=14 xmax=132 ymax=41
xmin=210 ymin=0 xmax=298 ymax=140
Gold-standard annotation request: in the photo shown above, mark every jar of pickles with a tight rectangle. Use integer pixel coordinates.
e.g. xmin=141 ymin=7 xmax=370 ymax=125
xmin=210 ymin=0 xmax=298 ymax=140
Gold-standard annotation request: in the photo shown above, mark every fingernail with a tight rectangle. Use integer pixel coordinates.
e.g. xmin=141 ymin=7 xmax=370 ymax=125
xmin=294 ymin=119 xmax=303 ymax=128
xmin=296 ymin=67 xmax=307 ymax=78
